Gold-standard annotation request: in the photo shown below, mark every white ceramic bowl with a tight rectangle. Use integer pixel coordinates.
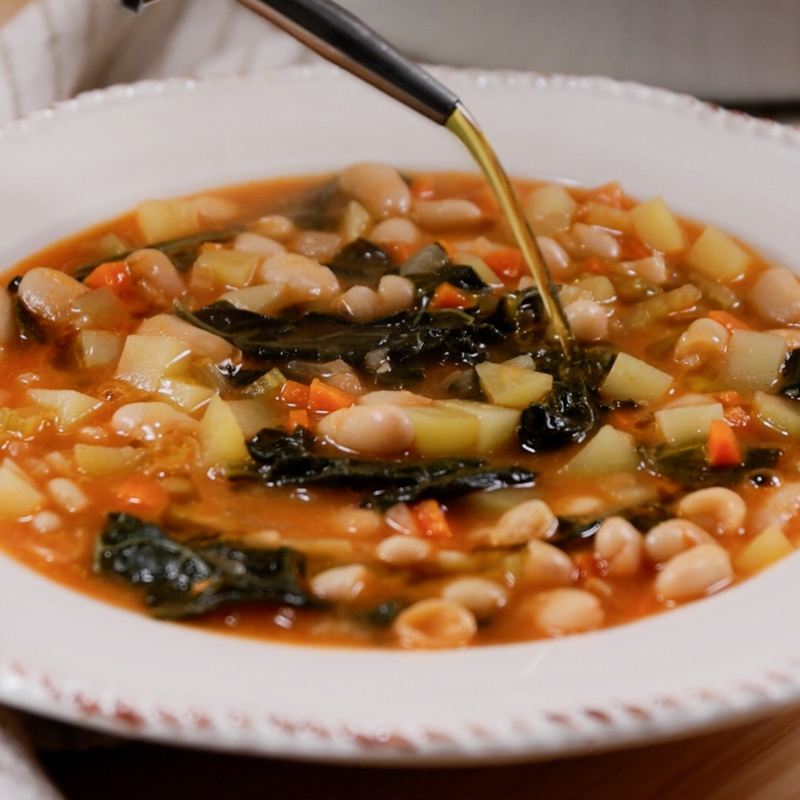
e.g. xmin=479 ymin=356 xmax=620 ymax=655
xmin=1 ymin=67 xmax=800 ymax=765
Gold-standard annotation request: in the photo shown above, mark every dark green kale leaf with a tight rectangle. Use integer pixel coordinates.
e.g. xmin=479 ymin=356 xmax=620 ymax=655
xmin=242 ymin=427 xmax=535 ymax=511
xmin=779 ymin=349 xmax=800 ymax=400
xmin=552 ymin=503 xmax=672 ymax=547
xmin=643 ymin=443 xmax=782 ymax=488
xmin=327 ymin=238 xmax=394 ymax=289
xmin=94 ymin=512 xmax=319 ymax=619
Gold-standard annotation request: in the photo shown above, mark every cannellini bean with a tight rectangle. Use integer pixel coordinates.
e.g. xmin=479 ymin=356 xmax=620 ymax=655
xmin=256 ymin=253 xmax=340 ymax=304
xmin=622 ymin=254 xmax=667 ymax=285
xmin=674 ymin=318 xmax=729 ymax=367
xmin=330 ymin=507 xmax=383 ymax=538
xmin=595 ymin=516 xmax=643 ymax=577
xmin=47 ymin=478 xmax=89 ymax=514
xmin=749 ymin=482 xmax=800 ymax=533
xmin=536 ymin=236 xmax=572 ymax=279
xmin=654 ymin=543 xmax=733 ymax=601
xmin=674 ymin=487 xmax=746 ymax=536
xmin=370 ymin=217 xmax=420 ymax=245
xmin=394 ymin=598 xmax=477 ymax=648
xmin=523 ymin=539 xmax=576 ymax=586
xmin=316 ymin=404 xmax=414 ymax=455
xmin=191 ymin=194 xmax=240 ymax=224
xmin=414 ymin=198 xmax=482 ymax=230
xmin=136 ymin=313 xmax=236 ymax=362
xmin=475 ymin=499 xmax=557 ymax=547
xmin=234 ymin=232 xmax=286 ymax=258
xmin=376 ymin=275 xmax=415 ymax=314
xmin=530 ymin=588 xmax=605 ymax=635
xmin=30 ymin=511 xmax=62 ymax=534
xmin=292 ymin=231 xmax=342 ymax=262
xmin=339 ymin=162 xmax=412 ymax=219
xmin=251 ymin=214 xmax=295 ymax=241
xmin=17 ymin=268 xmax=89 ymax=324
xmin=127 ymin=249 xmax=186 ymax=300
xmin=111 ymin=402 xmax=200 ymax=441
xmin=375 ymin=534 xmax=431 ymax=565
xmin=441 ymin=577 xmax=508 ymax=620
xmin=571 ymin=222 xmax=621 ymax=259
xmin=644 ymin=518 xmax=713 ymax=564
xmin=750 ymin=267 xmax=800 ymax=325
xmin=333 ymin=285 xmax=379 ymax=322
xmin=310 ymin=564 xmax=370 ymax=603
xmin=564 ymin=299 xmax=608 ymax=341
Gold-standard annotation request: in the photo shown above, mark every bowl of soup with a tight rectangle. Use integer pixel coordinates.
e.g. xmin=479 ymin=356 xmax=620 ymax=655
xmin=0 ymin=66 xmax=800 ymax=763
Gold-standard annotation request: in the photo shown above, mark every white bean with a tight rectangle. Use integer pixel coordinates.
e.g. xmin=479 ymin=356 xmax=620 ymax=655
xmin=749 ymin=482 xmax=800 ymax=533
xmin=654 ymin=543 xmax=733 ymax=601
xmin=674 ymin=487 xmax=746 ymax=536
xmin=536 ymin=236 xmax=572 ymax=279
xmin=375 ymin=534 xmax=431 ymax=565
xmin=316 ymin=404 xmax=414 ymax=455
xmin=393 ymin=598 xmax=477 ymax=648
xmin=674 ymin=318 xmax=729 ymax=367
xmin=750 ymin=267 xmax=800 ymax=325
xmin=191 ymin=194 xmax=240 ymax=224
xmin=111 ymin=402 xmax=199 ymax=441
xmin=571 ymin=222 xmax=620 ymax=259
xmin=333 ymin=285 xmax=379 ymax=322
xmin=256 ymin=253 xmax=340 ymax=305
xmin=370 ymin=217 xmax=420 ymax=245
xmin=233 ymin=232 xmax=286 ymax=258
xmin=292 ymin=231 xmax=342 ymax=263
xmin=310 ymin=564 xmax=369 ymax=603
xmin=644 ymin=518 xmax=713 ymax=564
xmin=622 ymin=254 xmax=667 ymax=285
xmin=47 ymin=478 xmax=89 ymax=514
xmin=530 ymin=588 xmax=605 ymax=635
xmin=251 ymin=214 xmax=295 ymax=241
xmin=475 ymin=499 xmax=557 ymax=547
xmin=17 ymin=268 xmax=88 ymax=324
xmin=441 ymin=577 xmax=508 ymax=620
xmin=376 ymin=275 xmax=415 ymax=314
xmin=595 ymin=516 xmax=643 ymax=577
xmin=127 ymin=249 xmax=185 ymax=300
xmin=339 ymin=163 xmax=411 ymax=219
xmin=136 ymin=313 xmax=235 ymax=362
xmin=330 ymin=507 xmax=383 ymax=538
xmin=524 ymin=539 xmax=576 ymax=586
xmin=564 ymin=299 xmax=608 ymax=341
xmin=414 ymin=199 xmax=482 ymax=230
xmin=30 ymin=511 xmax=62 ymax=535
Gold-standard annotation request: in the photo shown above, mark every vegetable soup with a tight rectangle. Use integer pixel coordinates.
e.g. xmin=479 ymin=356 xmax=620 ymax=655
xmin=2 ymin=163 xmax=799 ymax=648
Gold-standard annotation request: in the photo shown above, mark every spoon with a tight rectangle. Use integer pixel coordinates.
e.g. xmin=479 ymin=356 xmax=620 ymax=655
xmin=122 ymin=0 xmax=575 ymax=355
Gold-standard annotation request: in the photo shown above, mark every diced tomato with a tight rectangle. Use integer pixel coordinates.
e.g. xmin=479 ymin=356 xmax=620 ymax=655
xmin=707 ymin=418 xmax=744 ymax=467
xmin=307 ymin=378 xmax=356 ymax=414
xmin=484 ymin=248 xmax=525 ymax=282
xmin=113 ymin=475 xmax=170 ymax=518
xmin=84 ymin=260 xmax=135 ymax=296
xmin=410 ymin=499 xmax=452 ymax=539
xmin=428 ymin=282 xmax=474 ymax=311
xmin=277 ymin=380 xmax=310 ymax=408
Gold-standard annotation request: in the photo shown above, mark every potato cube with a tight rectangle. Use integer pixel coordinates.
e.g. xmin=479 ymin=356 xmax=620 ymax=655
xmin=735 ymin=525 xmax=794 ymax=575
xmin=28 ymin=389 xmax=103 ymax=433
xmin=73 ymin=444 xmax=141 ymax=476
xmin=404 ymin=405 xmax=479 ymax=457
xmin=136 ymin=198 xmax=200 ymax=244
xmin=686 ymin=226 xmax=751 ymax=282
xmin=719 ymin=329 xmax=786 ymax=394
xmin=157 ymin=379 xmax=216 ymax=414
xmin=0 ymin=459 xmax=46 ymax=518
xmin=193 ymin=248 xmax=260 ymax=288
xmin=753 ymin=391 xmax=800 ymax=438
xmin=75 ymin=329 xmax=123 ymax=369
xmin=561 ymin=425 xmax=640 ymax=476
xmin=115 ymin=334 xmax=192 ymax=393
xmin=655 ymin=402 xmax=724 ymax=446
xmin=629 ymin=196 xmax=686 ymax=254
xmin=200 ymin=394 xmax=250 ymax=467
xmin=220 ymin=283 xmax=290 ymax=315
xmin=476 ymin=361 xmax=553 ymax=409
xmin=600 ymin=353 xmax=673 ymax=405
xmin=436 ymin=400 xmax=521 ymax=453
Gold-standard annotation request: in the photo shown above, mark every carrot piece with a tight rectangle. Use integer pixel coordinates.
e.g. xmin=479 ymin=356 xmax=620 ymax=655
xmin=287 ymin=408 xmax=311 ymax=431
xmin=708 ymin=309 xmax=752 ymax=332
xmin=113 ymin=475 xmax=170 ymax=518
xmin=410 ymin=499 xmax=452 ymax=539
xmin=84 ymin=260 xmax=135 ymax=295
xmin=707 ymin=418 xmax=744 ymax=467
xmin=277 ymin=380 xmax=310 ymax=408
xmin=484 ymin=248 xmax=525 ymax=282
xmin=428 ymin=282 xmax=474 ymax=311
xmin=307 ymin=378 xmax=356 ymax=414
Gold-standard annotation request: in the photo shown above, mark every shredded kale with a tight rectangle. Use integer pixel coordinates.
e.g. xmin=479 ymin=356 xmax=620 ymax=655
xmin=553 ymin=503 xmax=672 ymax=547
xmin=7 ymin=275 xmax=46 ymax=342
xmin=240 ymin=427 xmax=535 ymax=511
xmin=94 ymin=512 xmax=319 ymax=619
xmin=327 ymin=238 xmax=394 ymax=289
xmin=779 ymin=349 xmax=800 ymax=400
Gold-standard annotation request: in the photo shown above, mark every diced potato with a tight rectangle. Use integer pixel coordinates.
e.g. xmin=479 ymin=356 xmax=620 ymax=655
xmin=404 ymin=405 xmax=479 ymax=457
xmin=28 ymin=389 xmax=103 ymax=433
xmin=115 ymin=334 xmax=192 ymax=393
xmin=193 ymin=248 xmax=260 ymax=288
xmin=75 ymin=329 xmax=123 ymax=369
xmin=524 ymin=184 xmax=577 ymax=236
xmin=629 ymin=196 xmax=686 ymax=254
xmin=157 ymin=378 xmax=216 ymax=413
xmin=242 ymin=368 xmax=287 ymax=398
xmin=561 ymin=425 xmax=640 ymax=476
xmin=686 ymin=226 xmax=751 ymax=282
xmin=0 ymin=459 xmax=46 ymax=518
xmin=437 ymin=400 xmax=521 ymax=453
xmin=71 ymin=286 xmax=130 ymax=330
xmin=136 ymin=198 xmax=200 ymax=244
xmin=220 ymin=283 xmax=290 ymax=315
xmin=600 ymin=353 xmax=673 ymax=405
xmin=576 ymin=275 xmax=616 ymax=303
xmin=655 ymin=402 xmax=724 ymax=446
xmin=452 ymin=253 xmax=505 ymax=290
xmin=753 ymin=391 xmax=800 ymax=438
xmin=735 ymin=525 xmax=794 ymax=575
xmin=226 ymin=398 xmax=281 ymax=438
xmin=340 ymin=200 xmax=371 ymax=243
xmin=73 ymin=444 xmax=141 ymax=476
xmin=200 ymin=394 xmax=250 ymax=467
xmin=476 ymin=361 xmax=553 ymax=409
xmin=719 ymin=329 xmax=786 ymax=394
xmin=584 ymin=202 xmax=633 ymax=234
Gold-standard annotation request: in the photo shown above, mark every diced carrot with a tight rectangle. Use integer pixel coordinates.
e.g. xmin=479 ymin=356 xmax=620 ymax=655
xmin=287 ymin=408 xmax=311 ymax=431
xmin=708 ymin=309 xmax=752 ymax=332
xmin=410 ymin=499 xmax=452 ymax=539
xmin=484 ymin=248 xmax=525 ymax=282
xmin=707 ymin=418 xmax=744 ymax=467
xmin=277 ymin=380 xmax=310 ymax=408
xmin=428 ymin=282 xmax=474 ymax=311
xmin=410 ymin=175 xmax=436 ymax=199
xmin=84 ymin=260 xmax=135 ymax=296
xmin=436 ymin=239 xmax=459 ymax=259
xmin=113 ymin=474 xmax=170 ymax=518
xmin=307 ymin=378 xmax=356 ymax=414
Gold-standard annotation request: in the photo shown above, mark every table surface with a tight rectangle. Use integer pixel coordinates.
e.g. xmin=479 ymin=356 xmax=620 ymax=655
xmin=34 ymin=704 xmax=800 ymax=800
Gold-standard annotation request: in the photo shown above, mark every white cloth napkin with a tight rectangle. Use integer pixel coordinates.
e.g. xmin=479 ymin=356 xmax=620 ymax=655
xmin=0 ymin=1 xmax=314 ymax=796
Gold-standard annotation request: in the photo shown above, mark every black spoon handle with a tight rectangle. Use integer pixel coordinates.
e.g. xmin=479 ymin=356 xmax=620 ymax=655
xmin=235 ymin=0 xmax=460 ymax=125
